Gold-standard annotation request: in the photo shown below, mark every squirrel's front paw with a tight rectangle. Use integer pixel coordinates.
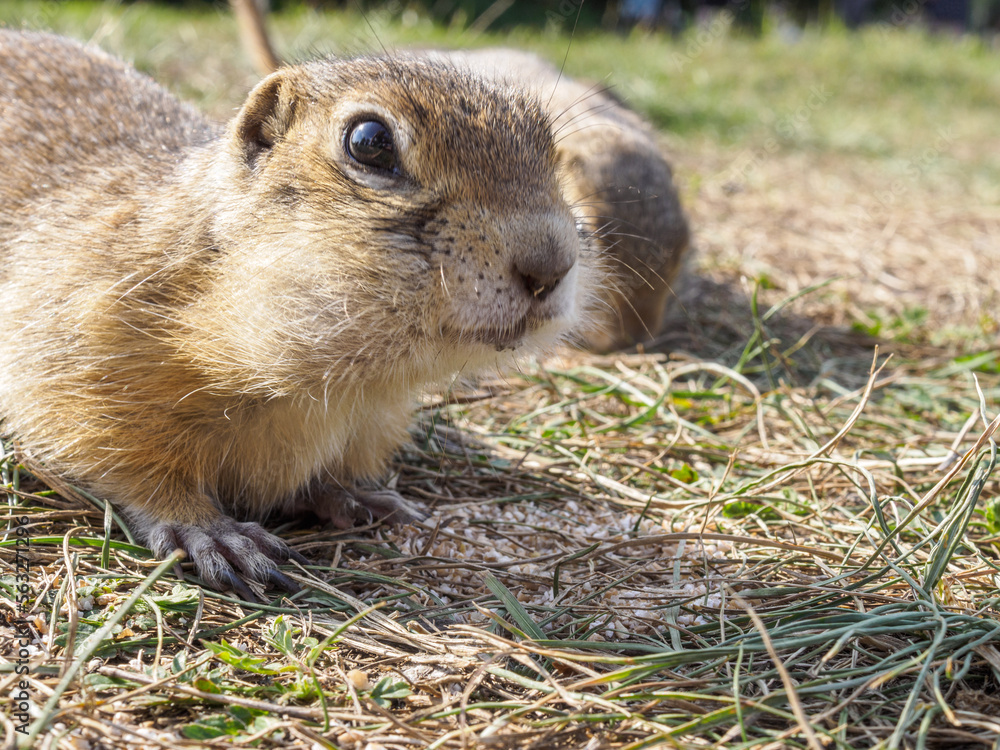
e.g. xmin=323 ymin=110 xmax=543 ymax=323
xmin=146 ymin=516 xmax=307 ymax=602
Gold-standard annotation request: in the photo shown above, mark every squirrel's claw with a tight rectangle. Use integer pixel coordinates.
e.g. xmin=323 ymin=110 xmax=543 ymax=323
xmin=149 ymin=516 xmax=303 ymax=601
xmin=265 ymin=568 xmax=301 ymax=594
xmin=217 ymin=567 xmax=261 ymax=603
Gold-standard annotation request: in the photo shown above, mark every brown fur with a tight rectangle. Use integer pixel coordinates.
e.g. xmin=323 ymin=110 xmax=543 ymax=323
xmin=0 ymin=30 xmax=595 ymax=597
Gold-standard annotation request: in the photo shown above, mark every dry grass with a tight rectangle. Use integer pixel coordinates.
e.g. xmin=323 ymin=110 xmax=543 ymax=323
xmin=666 ymin=143 xmax=1000 ymax=354
xmin=2 ymin=3 xmax=999 ymax=749
xmin=3 ymin=353 xmax=999 ymax=748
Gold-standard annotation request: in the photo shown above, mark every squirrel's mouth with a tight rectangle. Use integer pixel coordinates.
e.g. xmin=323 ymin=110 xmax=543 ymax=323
xmin=446 ymin=316 xmax=531 ymax=351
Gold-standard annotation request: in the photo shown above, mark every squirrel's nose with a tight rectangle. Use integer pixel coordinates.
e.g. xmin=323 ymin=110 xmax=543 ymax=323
xmin=514 ymin=233 xmax=576 ymax=302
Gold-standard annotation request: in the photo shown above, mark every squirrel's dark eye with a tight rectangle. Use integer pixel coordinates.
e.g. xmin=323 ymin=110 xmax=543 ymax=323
xmin=346 ymin=120 xmax=397 ymax=172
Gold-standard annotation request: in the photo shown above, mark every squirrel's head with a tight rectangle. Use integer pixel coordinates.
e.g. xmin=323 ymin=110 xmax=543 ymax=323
xmin=207 ymin=55 xmax=595 ymax=394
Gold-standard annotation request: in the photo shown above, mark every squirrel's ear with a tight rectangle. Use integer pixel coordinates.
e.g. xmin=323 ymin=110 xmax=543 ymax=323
xmin=234 ymin=71 xmax=297 ymax=168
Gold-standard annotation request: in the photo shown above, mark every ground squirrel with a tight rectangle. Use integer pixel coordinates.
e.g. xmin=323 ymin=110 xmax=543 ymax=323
xmin=228 ymin=0 xmax=690 ymax=351
xmin=0 ymin=30 xmax=593 ymax=599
